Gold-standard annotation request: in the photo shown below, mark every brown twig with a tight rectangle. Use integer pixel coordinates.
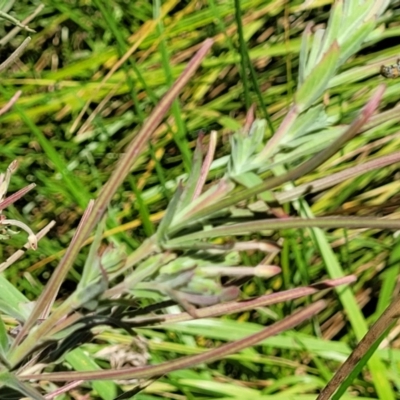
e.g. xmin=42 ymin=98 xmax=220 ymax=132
xmin=317 ymin=293 xmax=400 ymax=399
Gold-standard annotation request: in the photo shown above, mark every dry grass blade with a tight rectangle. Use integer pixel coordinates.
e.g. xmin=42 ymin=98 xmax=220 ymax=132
xmin=70 ymin=0 xmax=181 ymax=134
xmin=0 ymin=221 xmax=56 ymax=272
xmin=0 ymin=90 xmax=21 ymax=116
xmin=0 ymin=37 xmax=31 ymax=73
xmin=318 ymin=292 xmax=400 ymax=399
xmin=0 ymin=4 xmax=44 ymax=46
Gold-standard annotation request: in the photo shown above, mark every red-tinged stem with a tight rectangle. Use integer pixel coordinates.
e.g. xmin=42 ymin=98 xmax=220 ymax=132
xmin=20 ymin=301 xmax=326 ymax=382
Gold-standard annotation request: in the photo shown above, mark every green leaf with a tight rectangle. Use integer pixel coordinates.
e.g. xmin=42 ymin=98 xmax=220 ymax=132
xmin=66 ymin=347 xmax=117 ymax=400
xmin=178 ymin=136 xmax=204 ymax=210
xmin=0 ymin=318 xmax=10 ymax=368
xmin=0 ymin=372 xmax=45 ymax=400
xmin=279 ymin=105 xmax=333 ymax=147
xmin=320 ymin=0 xmax=343 ymax=56
xmin=0 ymin=318 xmax=8 ymax=354
xmin=339 ymin=21 xmax=375 ymax=64
xmin=0 ymin=0 xmax=15 ymax=13
xmin=75 ymin=277 xmax=108 ymax=310
xmin=156 ymin=182 xmax=184 ymax=241
xmin=80 ymin=219 xmax=106 ymax=287
xmin=159 ymin=256 xmax=196 ymax=275
xmin=296 ymin=41 xmax=340 ymax=112
xmin=303 ymin=28 xmax=325 ymax=79
xmin=0 ymin=276 xmax=31 ymax=321
xmin=232 ymin=171 xmax=263 ymax=189
xmin=228 ymin=119 xmax=266 ymax=176
xmin=298 ymin=24 xmax=312 ymax=86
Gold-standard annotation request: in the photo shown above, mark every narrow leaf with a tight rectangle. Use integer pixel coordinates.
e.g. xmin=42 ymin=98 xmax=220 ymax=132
xmin=296 ymin=40 xmax=340 ymax=112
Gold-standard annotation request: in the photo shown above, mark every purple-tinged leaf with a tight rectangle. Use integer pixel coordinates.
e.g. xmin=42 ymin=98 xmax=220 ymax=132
xmin=130 ymin=276 xmax=356 ymax=325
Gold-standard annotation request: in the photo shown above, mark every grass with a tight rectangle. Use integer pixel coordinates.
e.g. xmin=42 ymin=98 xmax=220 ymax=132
xmin=0 ymin=0 xmax=400 ymax=399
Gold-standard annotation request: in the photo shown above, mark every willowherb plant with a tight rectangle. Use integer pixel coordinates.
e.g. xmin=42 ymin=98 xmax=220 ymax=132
xmin=0 ymin=50 xmax=352 ymax=399
xmin=0 ymin=82 xmax=395 ymax=399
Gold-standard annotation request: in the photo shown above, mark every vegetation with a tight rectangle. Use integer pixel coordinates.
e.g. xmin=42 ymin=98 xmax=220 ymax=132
xmin=0 ymin=0 xmax=400 ymax=399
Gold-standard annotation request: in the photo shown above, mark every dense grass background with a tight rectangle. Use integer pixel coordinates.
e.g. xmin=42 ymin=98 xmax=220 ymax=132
xmin=2 ymin=0 xmax=400 ymax=399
